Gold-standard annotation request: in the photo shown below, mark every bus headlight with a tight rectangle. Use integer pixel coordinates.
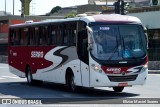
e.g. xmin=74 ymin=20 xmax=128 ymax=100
xmin=91 ymin=64 xmax=102 ymax=73
xmin=94 ymin=66 xmax=100 ymax=71
xmin=142 ymin=63 xmax=148 ymax=72
xmin=144 ymin=63 xmax=148 ymax=69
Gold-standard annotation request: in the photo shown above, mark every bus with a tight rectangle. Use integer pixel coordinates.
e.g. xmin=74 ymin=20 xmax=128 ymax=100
xmin=8 ymin=14 xmax=148 ymax=92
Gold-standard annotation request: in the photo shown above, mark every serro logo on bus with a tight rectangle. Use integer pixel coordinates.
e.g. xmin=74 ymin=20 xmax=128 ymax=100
xmin=31 ymin=51 xmax=44 ymax=58
xmin=106 ymin=68 xmax=121 ymax=74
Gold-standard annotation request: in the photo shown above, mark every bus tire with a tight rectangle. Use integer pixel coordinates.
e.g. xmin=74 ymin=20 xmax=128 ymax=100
xmin=113 ymin=87 xmax=124 ymax=92
xmin=26 ymin=66 xmax=35 ymax=85
xmin=66 ymin=72 xmax=77 ymax=92
xmin=70 ymin=74 xmax=77 ymax=92
xmin=26 ymin=67 xmax=43 ymax=86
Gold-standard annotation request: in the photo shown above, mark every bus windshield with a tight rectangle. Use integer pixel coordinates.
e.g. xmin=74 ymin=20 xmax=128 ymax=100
xmin=91 ymin=24 xmax=147 ymax=61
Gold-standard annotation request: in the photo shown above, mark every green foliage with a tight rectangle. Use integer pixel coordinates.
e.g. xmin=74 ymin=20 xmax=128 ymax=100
xmin=65 ymin=11 xmax=77 ymax=18
xmin=50 ymin=6 xmax=61 ymax=14
xmin=152 ymin=0 xmax=158 ymax=5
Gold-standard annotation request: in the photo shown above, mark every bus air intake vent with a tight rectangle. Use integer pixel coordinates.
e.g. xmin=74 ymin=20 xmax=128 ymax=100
xmin=108 ymin=75 xmax=138 ymax=82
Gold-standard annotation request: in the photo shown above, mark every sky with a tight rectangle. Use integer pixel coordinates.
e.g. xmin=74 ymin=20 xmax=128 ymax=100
xmin=0 ymin=0 xmax=88 ymax=15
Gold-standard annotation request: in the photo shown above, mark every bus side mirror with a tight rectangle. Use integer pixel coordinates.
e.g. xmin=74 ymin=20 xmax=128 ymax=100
xmin=86 ymin=26 xmax=93 ymax=51
xmin=86 ymin=26 xmax=93 ymax=33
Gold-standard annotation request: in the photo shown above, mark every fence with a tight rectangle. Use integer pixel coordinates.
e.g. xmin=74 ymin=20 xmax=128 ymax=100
xmin=148 ymin=38 xmax=160 ymax=70
xmin=0 ymin=55 xmax=8 ymax=63
xmin=148 ymin=48 xmax=160 ymax=61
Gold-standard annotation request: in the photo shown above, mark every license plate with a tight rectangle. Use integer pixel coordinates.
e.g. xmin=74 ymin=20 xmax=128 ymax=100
xmin=118 ymin=82 xmax=128 ymax=86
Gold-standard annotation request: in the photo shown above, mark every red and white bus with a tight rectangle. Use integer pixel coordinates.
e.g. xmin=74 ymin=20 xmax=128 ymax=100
xmin=8 ymin=14 xmax=148 ymax=92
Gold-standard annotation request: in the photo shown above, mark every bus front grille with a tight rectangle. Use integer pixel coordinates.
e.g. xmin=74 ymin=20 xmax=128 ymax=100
xmin=108 ymin=75 xmax=138 ymax=82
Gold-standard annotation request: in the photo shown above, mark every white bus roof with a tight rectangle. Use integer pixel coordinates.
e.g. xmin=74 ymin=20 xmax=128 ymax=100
xmin=10 ymin=14 xmax=142 ymax=28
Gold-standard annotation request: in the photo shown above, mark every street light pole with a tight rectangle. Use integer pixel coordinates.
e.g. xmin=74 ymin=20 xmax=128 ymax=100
xmin=5 ymin=0 xmax=6 ymax=15
xmin=13 ymin=0 xmax=14 ymax=15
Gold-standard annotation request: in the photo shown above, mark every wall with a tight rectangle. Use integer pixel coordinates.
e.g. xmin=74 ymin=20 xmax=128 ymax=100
xmin=0 ymin=24 xmax=9 ymax=33
xmin=11 ymin=20 xmax=39 ymax=25
xmin=77 ymin=5 xmax=105 ymax=14
xmin=129 ymin=11 xmax=160 ymax=29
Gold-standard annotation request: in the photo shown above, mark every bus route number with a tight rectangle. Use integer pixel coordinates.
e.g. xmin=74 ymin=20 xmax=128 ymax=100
xmin=31 ymin=51 xmax=44 ymax=58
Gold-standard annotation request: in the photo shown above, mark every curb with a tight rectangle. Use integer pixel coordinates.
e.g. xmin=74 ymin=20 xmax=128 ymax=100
xmin=148 ymin=70 xmax=160 ymax=74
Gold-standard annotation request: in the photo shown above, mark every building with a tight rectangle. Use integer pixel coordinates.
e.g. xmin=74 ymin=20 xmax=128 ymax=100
xmin=77 ymin=4 xmax=106 ymax=14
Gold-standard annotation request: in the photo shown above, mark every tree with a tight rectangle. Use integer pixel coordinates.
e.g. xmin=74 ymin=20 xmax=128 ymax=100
xmin=152 ymin=0 xmax=158 ymax=5
xmin=65 ymin=11 xmax=77 ymax=18
xmin=50 ymin=6 xmax=61 ymax=14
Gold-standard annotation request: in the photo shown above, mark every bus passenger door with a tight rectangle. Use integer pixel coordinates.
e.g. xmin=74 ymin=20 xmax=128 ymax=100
xmin=77 ymin=30 xmax=90 ymax=87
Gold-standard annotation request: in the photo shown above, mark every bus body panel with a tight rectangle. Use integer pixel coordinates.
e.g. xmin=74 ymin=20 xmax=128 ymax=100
xmin=9 ymin=46 xmax=54 ymax=71
xmin=32 ymin=46 xmax=83 ymax=86
xmin=89 ymin=52 xmax=148 ymax=87
xmin=89 ymin=67 xmax=147 ymax=87
xmin=89 ymin=64 xmax=148 ymax=87
xmin=9 ymin=45 xmax=84 ymax=86
xmin=80 ymin=61 xmax=90 ymax=87
xmin=9 ymin=65 xmax=25 ymax=78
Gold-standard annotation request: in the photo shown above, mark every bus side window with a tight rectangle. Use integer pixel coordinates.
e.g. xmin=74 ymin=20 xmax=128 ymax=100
xmin=62 ymin=24 xmax=68 ymax=46
xmin=34 ymin=27 xmax=40 ymax=45
xmin=63 ymin=22 xmax=77 ymax=46
xmin=27 ymin=28 xmax=30 ymax=45
xmin=49 ymin=25 xmax=57 ymax=45
xmin=10 ymin=29 xmax=14 ymax=46
xmin=30 ymin=27 xmax=35 ymax=45
xmin=39 ymin=26 xmax=48 ymax=46
xmin=20 ymin=28 xmax=29 ymax=46
xmin=73 ymin=30 xmax=77 ymax=45
xmin=63 ymin=29 xmax=68 ymax=45
xmin=51 ymin=30 xmax=56 ymax=44
xmin=56 ymin=25 xmax=63 ymax=45
xmin=11 ymin=29 xmax=19 ymax=46
xmin=69 ymin=23 xmax=77 ymax=46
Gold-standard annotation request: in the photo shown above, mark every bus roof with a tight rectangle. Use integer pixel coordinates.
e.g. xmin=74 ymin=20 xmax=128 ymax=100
xmin=9 ymin=14 xmax=142 ymax=28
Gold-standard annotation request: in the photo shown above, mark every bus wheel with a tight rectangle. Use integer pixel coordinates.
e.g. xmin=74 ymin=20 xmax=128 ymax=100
xmin=26 ymin=67 xmax=35 ymax=85
xmin=68 ymin=74 xmax=77 ymax=92
xmin=26 ymin=67 xmax=43 ymax=86
xmin=113 ymin=87 xmax=124 ymax=92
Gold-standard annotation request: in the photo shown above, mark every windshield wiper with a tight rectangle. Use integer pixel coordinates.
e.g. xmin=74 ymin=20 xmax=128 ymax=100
xmin=107 ymin=44 xmax=120 ymax=60
xmin=107 ymin=36 xmax=120 ymax=60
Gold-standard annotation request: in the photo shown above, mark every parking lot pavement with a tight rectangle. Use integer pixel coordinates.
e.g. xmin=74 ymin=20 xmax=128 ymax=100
xmin=0 ymin=63 xmax=8 ymax=68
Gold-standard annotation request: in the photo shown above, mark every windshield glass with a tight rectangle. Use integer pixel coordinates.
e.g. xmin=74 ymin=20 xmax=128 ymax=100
xmin=91 ymin=25 xmax=147 ymax=61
